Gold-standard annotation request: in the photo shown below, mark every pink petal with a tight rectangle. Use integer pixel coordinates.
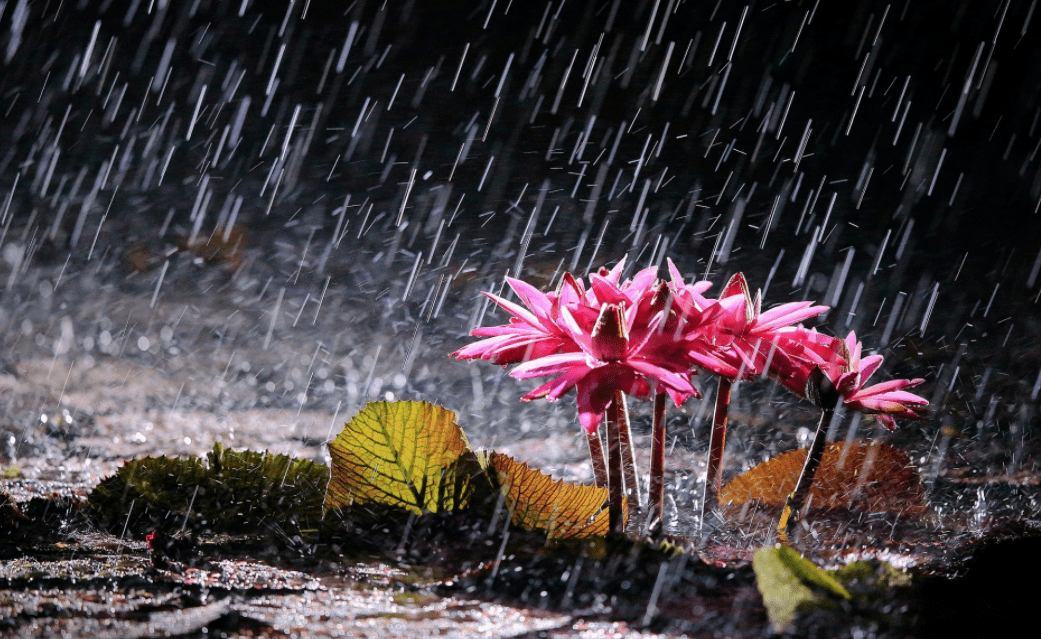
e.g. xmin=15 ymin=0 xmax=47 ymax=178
xmin=844 ymin=331 xmax=861 ymax=362
xmin=603 ymin=257 xmax=628 ymax=284
xmin=559 ymin=306 xmax=595 ymax=351
xmin=507 ymin=277 xmax=554 ymax=318
xmin=626 ymin=359 xmax=696 ymax=395
xmin=578 ymin=410 xmax=604 ymax=434
xmin=689 ymin=280 xmax=714 ymax=296
xmin=857 ymin=354 xmax=884 ymax=384
xmin=624 ymin=266 xmax=660 ymax=297
xmin=854 ymin=378 xmax=923 ymax=399
xmin=482 ymin=291 xmax=541 ymax=328
xmin=486 ymin=338 xmax=569 ymax=365
xmin=666 ymin=258 xmax=688 ymax=289
xmin=556 ymin=272 xmax=583 ymax=302
xmin=719 ymin=272 xmax=749 ymax=300
xmin=876 ymin=414 xmax=898 ymax=430
xmin=664 ymin=383 xmax=700 ymax=406
xmin=511 ymin=352 xmax=590 ymax=379
xmin=589 ymin=273 xmax=629 ymax=306
xmin=452 ymin=335 xmax=512 ymax=358
xmin=754 ymin=302 xmax=829 ymax=333
xmin=689 ymin=348 xmax=740 ymax=378
xmin=471 ymin=324 xmax=533 ymax=337
xmin=521 ymin=365 xmax=591 ymax=401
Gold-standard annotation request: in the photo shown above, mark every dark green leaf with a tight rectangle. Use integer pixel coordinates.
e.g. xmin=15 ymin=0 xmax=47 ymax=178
xmin=87 ymin=443 xmax=328 ymax=538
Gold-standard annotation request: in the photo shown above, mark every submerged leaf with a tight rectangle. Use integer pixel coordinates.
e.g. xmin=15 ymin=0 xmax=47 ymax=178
xmin=326 ymin=400 xmax=485 ymax=515
xmin=87 ymin=444 xmax=328 ymax=537
xmin=720 ymin=441 xmax=925 ymax=514
xmin=488 ymin=452 xmax=622 ymax=539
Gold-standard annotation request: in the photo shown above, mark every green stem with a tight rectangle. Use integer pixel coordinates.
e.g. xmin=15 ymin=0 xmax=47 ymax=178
xmin=647 ymin=391 xmax=668 ymax=536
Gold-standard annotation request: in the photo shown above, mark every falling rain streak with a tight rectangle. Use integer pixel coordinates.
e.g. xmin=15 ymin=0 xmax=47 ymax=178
xmin=0 ymin=4 xmax=1037 ymax=626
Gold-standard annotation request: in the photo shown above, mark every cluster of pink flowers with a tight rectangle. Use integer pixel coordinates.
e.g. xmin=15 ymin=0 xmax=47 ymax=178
xmin=453 ymin=257 xmax=928 ymax=432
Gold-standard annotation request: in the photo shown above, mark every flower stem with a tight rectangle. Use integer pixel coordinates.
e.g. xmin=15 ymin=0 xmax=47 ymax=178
xmin=778 ymin=404 xmax=835 ymax=536
xmin=605 ymin=398 xmax=626 ymax=534
xmin=701 ymin=376 xmax=733 ymax=518
xmin=586 ymin=427 xmax=608 ymax=488
xmin=614 ymin=391 xmax=641 ymax=510
xmin=647 ymin=391 xmax=667 ymax=536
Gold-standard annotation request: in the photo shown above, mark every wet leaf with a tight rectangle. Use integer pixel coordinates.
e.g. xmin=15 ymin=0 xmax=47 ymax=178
xmin=755 ymin=547 xmax=918 ymax=633
xmin=326 ymin=400 xmax=485 ymax=515
xmin=720 ymin=441 xmax=926 ymax=514
xmin=776 ymin=547 xmax=851 ymax=599
xmin=487 ymin=452 xmax=622 ymax=539
xmin=753 ymin=547 xmax=847 ymax=632
xmin=325 ymin=401 xmax=624 ymax=540
xmin=87 ymin=444 xmax=328 ymax=537
xmin=832 ymin=559 xmax=911 ymax=590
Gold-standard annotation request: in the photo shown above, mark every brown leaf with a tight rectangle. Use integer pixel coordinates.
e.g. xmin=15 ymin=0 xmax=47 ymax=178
xmin=720 ymin=441 xmax=926 ymax=514
xmin=488 ymin=452 xmax=625 ymax=539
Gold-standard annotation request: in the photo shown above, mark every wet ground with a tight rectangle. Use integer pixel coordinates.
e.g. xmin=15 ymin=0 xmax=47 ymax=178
xmin=1 ymin=255 xmax=1039 ymax=637
xmin=3 ymin=0 xmax=1041 ymax=636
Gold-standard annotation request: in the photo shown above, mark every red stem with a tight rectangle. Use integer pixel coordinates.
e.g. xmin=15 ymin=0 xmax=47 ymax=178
xmin=648 ymin=391 xmax=667 ymax=535
xmin=586 ymin=427 xmax=608 ymax=488
xmin=614 ymin=391 xmax=641 ymax=510
xmin=702 ymin=376 xmax=733 ymax=517
xmin=605 ymin=398 xmax=626 ymax=534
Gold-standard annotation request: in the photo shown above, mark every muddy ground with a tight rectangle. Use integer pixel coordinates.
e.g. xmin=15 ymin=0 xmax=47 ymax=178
xmin=3 ymin=313 xmax=1041 ymax=637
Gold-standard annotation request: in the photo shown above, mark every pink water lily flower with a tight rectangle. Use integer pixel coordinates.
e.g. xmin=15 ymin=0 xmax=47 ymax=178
xmin=454 ymin=258 xmax=706 ymax=433
xmin=513 ymin=296 xmax=699 ymax=434
xmin=767 ymin=329 xmax=928 ymax=429
xmin=828 ymin=332 xmax=929 ymax=430
xmin=454 ymin=258 xmax=931 ymax=535
xmin=774 ymin=330 xmax=929 ymax=534
xmin=765 ymin=326 xmax=847 ymax=397
xmin=664 ymin=263 xmax=829 ymax=381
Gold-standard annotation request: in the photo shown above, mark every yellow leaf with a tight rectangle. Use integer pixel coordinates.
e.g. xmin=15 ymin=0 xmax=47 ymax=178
xmin=325 ymin=401 xmax=482 ymax=515
xmin=720 ymin=441 xmax=926 ymax=514
xmin=488 ymin=452 xmax=625 ymax=539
